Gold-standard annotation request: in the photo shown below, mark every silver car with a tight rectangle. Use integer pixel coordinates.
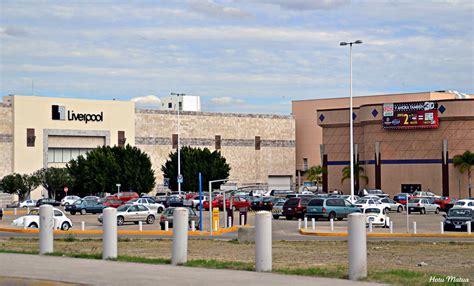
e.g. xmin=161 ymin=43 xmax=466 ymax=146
xmin=380 ymin=197 xmax=404 ymax=213
xmin=407 ymin=198 xmax=440 ymax=214
xmin=98 ymin=205 xmax=155 ymax=225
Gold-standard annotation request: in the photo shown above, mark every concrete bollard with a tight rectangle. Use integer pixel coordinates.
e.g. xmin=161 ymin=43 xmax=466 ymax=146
xmin=468 ymin=223 xmax=472 ymax=235
xmin=228 ymin=217 xmax=232 ymax=228
xmin=330 ymin=218 xmax=334 ymax=231
xmin=191 ymin=220 xmax=196 ymax=231
xmin=39 ymin=205 xmax=54 ymax=255
xmin=297 ymin=219 xmax=301 ymax=230
xmin=23 ymin=217 xmax=27 ymax=230
xmin=165 ymin=221 xmax=169 ymax=231
xmin=27 ymin=207 xmax=30 ymax=214
xmin=14 ymin=208 xmax=17 ymax=216
xmin=390 ymin=221 xmax=393 ymax=234
xmin=214 ymin=221 xmax=218 ymax=231
xmin=172 ymin=207 xmax=188 ymax=265
xmin=139 ymin=221 xmax=143 ymax=231
xmin=440 ymin=222 xmax=444 ymax=234
xmin=312 ymin=218 xmax=315 ymax=231
xmin=413 ymin=221 xmax=417 ymax=234
xmin=102 ymin=208 xmax=117 ymax=260
xmin=255 ymin=211 xmax=272 ymax=272
xmin=369 ymin=220 xmax=373 ymax=233
xmin=304 ymin=217 xmax=308 ymax=229
xmin=81 ymin=221 xmax=85 ymax=231
xmin=348 ymin=213 xmax=367 ymax=281
xmin=241 ymin=215 xmax=245 ymax=226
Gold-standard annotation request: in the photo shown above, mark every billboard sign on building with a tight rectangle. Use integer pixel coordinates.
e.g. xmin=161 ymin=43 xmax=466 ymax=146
xmin=382 ymin=101 xmax=439 ymax=129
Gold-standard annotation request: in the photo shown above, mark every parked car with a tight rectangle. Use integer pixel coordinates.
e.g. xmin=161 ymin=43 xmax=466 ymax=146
xmin=282 ymin=197 xmax=313 ymax=220
xmin=12 ymin=208 xmax=72 ymax=230
xmin=250 ymin=197 xmax=276 ymax=211
xmin=267 ymin=190 xmax=293 ymax=197
xmin=380 ymin=197 xmax=404 ymax=213
xmin=412 ymin=191 xmax=440 ymax=199
xmin=355 ymin=198 xmax=390 ymax=214
xmin=19 ymin=200 xmax=36 ymax=208
xmin=407 ymin=198 xmax=441 ymax=214
xmin=452 ymin=199 xmax=474 ymax=211
xmin=219 ymin=196 xmax=251 ymax=211
xmin=340 ymin=195 xmax=360 ymax=204
xmin=358 ymin=189 xmax=389 ymax=198
xmin=65 ymin=199 xmax=106 ymax=215
xmin=443 ymin=208 xmax=473 ymax=231
xmin=364 ymin=207 xmax=389 ymax=228
xmin=98 ymin=204 xmax=155 ymax=226
xmin=83 ymin=196 xmax=100 ymax=202
xmin=159 ymin=207 xmax=200 ymax=230
xmin=306 ymin=198 xmax=361 ymax=221
xmin=101 ymin=199 xmax=125 ymax=208
xmin=183 ymin=194 xmax=207 ymax=209
xmin=61 ymin=195 xmax=81 ymax=206
xmin=36 ymin=198 xmax=61 ymax=207
xmin=127 ymin=198 xmax=165 ymax=213
xmin=6 ymin=201 xmax=19 ymax=208
xmin=434 ymin=197 xmax=457 ymax=211
xmin=272 ymin=200 xmax=286 ymax=219
xmin=108 ymin=192 xmax=139 ymax=203
xmin=393 ymin=193 xmax=412 ymax=205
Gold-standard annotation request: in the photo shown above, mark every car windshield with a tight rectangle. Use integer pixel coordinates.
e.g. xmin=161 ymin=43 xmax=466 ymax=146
xmin=128 ymin=199 xmax=139 ymax=203
xmin=448 ymin=209 xmax=472 ymax=217
xmin=28 ymin=209 xmax=39 ymax=215
xmin=364 ymin=208 xmax=381 ymax=214
xmin=285 ymin=199 xmax=299 ymax=206
xmin=454 ymin=201 xmax=466 ymax=206
xmin=164 ymin=208 xmax=174 ymax=215
xmin=117 ymin=205 xmax=130 ymax=212
xmin=356 ymin=199 xmax=368 ymax=204
xmin=74 ymin=200 xmax=83 ymax=205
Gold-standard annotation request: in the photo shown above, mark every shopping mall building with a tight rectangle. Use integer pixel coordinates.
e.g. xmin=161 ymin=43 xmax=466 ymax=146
xmin=0 ymin=95 xmax=295 ymax=199
xmin=292 ymin=91 xmax=474 ymax=197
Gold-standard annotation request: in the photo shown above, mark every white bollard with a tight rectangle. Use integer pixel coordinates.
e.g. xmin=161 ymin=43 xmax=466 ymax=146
xmin=304 ymin=217 xmax=308 ymax=229
xmin=27 ymin=207 xmax=30 ymax=214
xmin=241 ymin=215 xmax=245 ymax=226
xmin=440 ymin=222 xmax=444 ymax=234
xmin=255 ymin=211 xmax=272 ymax=272
xmin=139 ymin=221 xmax=143 ymax=231
xmin=348 ymin=213 xmax=367 ymax=281
xmin=228 ymin=217 xmax=232 ymax=228
xmin=81 ymin=221 xmax=85 ymax=231
xmin=23 ymin=217 xmax=27 ymax=230
xmin=468 ymin=223 xmax=472 ymax=235
xmin=390 ymin=221 xmax=393 ymax=234
xmin=14 ymin=208 xmax=17 ymax=216
xmin=312 ymin=218 xmax=315 ymax=231
xmin=298 ymin=218 xmax=301 ymax=230
xmin=102 ymin=208 xmax=117 ymax=260
xmin=39 ymin=205 xmax=54 ymax=255
xmin=413 ymin=221 xmax=417 ymax=234
xmin=172 ymin=208 xmax=189 ymax=265
xmin=191 ymin=220 xmax=196 ymax=231
xmin=369 ymin=221 xmax=373 ymax=233
xmin=165 ymin=221 xmax=169 ymax=231
xmin=330 ymin=218 xmax=334 ymax=231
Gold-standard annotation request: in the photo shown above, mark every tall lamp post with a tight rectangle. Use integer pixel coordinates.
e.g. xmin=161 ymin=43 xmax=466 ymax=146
xmin=340 ymin=40 xmax=362 ymax=199
xmin=171 ymin=92 xmax=185 ymax=196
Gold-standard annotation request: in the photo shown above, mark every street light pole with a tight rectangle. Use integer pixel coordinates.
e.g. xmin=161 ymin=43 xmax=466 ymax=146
xmin=171 ymin=92 xmax=185 ymax=196
xmin=340 ymin=40 xmax=362 ymax=199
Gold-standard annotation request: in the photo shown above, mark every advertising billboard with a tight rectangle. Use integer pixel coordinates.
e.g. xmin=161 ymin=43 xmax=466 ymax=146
xmin=382 ymin=101 xmax=439 ymax=129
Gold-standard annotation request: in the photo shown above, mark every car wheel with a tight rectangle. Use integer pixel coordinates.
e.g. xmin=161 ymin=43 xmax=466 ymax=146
xmin=64 ymin=202 xmax=69 ymax=206
xmin=160 ymin=223 xmax=165 ymax=230
xmin=232 ymin=206 xmax=237 ymax=212
xmin=146 ymin=215 xmax=155 ymax=224
xmin=420 ymin=208 xmax=426 ymax=215
xmin=158 ymin=207 xmax=164 ymax=213
xmin=435 ymin=208 xmax=440 ymax=214
xmin=384 ymin=208 xmax=390 ymax=215
xmin=134 ymin=221 xmax=139 ymax=224
xmin=408 ymin=211 xmax=411 ymax=214
xmin=29 ymin=222 xmax=38 ymax=229
xmin=397 ymin=206 xmax=403 ymax=213
xmin=337 ymin=218 xmax=343 ymax=221
xmin=328 ymin=212 xmax=336 ymax=221
xmin=285 ymin=216 xmax=293 ymax=220
xmin=80 ymin=209 xmax=86 ymax=215
xmin=61 ymin=222 xmax=71 ymax=231
xmin=117 ymin=216 xmax=124 ymax=226
xmin=70 ymin=211 xmax=76 ymax=215
xmin=273 ymin=215 xmax=280 ymax=219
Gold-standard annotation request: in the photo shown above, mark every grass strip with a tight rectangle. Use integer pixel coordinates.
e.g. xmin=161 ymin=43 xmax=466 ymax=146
xmin=367 ymin=269 xmax=469 ymax=286
xmin=184 ymin=259 xmax=254 ymax=271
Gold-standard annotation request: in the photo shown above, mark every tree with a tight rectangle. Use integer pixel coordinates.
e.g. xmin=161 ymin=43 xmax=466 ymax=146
xmin=67 ymin=145 xmax=156 ymax=197
xmin=453 ymin=150 xmax=474 ymax=197
xmin=35 ymin=168 xmax=73 ymax=200
xmin=161 ymin=146 xmax=231 ymax=192
xmin=341 ymin=163 xmax=368 ymax=192
xmin=0 ymin=173 xmax=40 ymax=201
xmin=306 ymin=165 xmax=324 ymax=185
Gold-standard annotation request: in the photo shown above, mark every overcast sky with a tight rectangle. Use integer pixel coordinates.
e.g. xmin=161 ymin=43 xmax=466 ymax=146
xmin=1 ymin=0 xmax=473 ymax=114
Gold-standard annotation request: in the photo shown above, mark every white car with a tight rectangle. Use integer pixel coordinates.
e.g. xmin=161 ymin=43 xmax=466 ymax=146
xmin=98 ymin=204 xmax=155 ymax=225
xmin=61 ymin=195 xmax=81 ymax=206
xmin=364 ymin=207 xmax=389 ymax=228
xmin=380 ymin=197 xmax=404 ymax=213
xmin=19 ymin=200 xmax=36 ymax=208
xmin=341 ymin=195 xmax=360 ymax=204
xmin=126 ymin=198 xmax=165 ymax=213
xmin=452 ymin=199 xmax=474 ymax=211
xmin=355 ymin=198 xmax=391 ymax=214
xmin=184 ymin=195 xmax=208 ymax=209
xmin=12 ymin=208 xmax=72 ymax=230
xmin=412 ymin=191 xmax=440 ymax=199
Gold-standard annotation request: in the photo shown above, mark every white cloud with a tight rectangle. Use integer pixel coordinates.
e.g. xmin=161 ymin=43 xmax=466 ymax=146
xmin=210 ymin=97 xmax=245 ymax=106
xmin=255 ymin=0 xmax=350 ymax=11
xmin=131 ymin=95 xmax=161 ymax=109
xmin=188 ymin=1 xmax=253 ymax=19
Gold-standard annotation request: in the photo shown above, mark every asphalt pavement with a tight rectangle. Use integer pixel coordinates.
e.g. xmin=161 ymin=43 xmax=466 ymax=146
xmin=0 ymin=253 xmax=385 ymax=286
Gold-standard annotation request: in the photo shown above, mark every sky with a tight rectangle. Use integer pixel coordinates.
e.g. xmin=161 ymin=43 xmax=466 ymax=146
xmin=0 ymin=0 xmax=473 ymax=114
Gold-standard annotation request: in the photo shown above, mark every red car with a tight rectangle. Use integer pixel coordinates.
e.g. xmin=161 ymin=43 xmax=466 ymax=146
xmin=202 ymin=196 xmax=223 ymax=210
xmin=218 ymin=196 xmax=251 ymax=211
xmin=434 ymin=196 xmax=456 ymax=211
xmin=107 ymin=192 xmax=139 ymax=203
xmin=102 ymin=199 xmax=124 ymax=208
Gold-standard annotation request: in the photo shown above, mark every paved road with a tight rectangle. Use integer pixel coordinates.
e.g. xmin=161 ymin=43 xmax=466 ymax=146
xmin=0 ymin=253 xmax=385 ymax=286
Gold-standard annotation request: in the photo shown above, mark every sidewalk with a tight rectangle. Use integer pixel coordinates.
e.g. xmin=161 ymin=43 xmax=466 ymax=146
xmin=0 ymin=253 xmax=385 ymax=286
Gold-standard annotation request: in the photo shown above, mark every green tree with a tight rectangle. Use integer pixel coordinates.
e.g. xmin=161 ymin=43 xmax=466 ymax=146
xmin=453 ymin=150 xmax=474 ymax=197
xmin=341 ymin=163 xmax=368 ymax=192
xmin=0 ymin=173 xmax=40 ymax=201
xmin=161 ymin=146 xmax=231 ymax=192
xmin=306 ymin=165 xmax=324 ymax=185
xmin=35 ymin=168 xmax=73 ymax=200
xmin=67 ymin=145 xmax=155 ymax=196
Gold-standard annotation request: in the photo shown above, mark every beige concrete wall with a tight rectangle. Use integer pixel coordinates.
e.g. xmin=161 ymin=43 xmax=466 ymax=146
xmin=0 ymin=104 xmax=13 ymax=178
xmin=135 ymin=110 xmax=295 ymax=188
xmin=12 ymin=96 xmax=135 ymax=174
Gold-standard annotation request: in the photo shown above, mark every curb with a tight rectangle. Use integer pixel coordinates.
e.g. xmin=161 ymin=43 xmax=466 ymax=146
xmin=299 ymin=229 xmax=474 ymax=238
xmin=3 ymin=211 xmax=28 ymax=215
xmin=0 ymin=226 xmax=240 ymax=236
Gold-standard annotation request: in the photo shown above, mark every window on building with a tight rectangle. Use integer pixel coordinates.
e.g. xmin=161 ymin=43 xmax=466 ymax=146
xmin=178 ymin=102 xmax=182 ymax=111
xmin=255 ymin=136 xmax=261 ymax=150
xmin=215 ymin=135 xmax=221 ymax=150
xmin=172 ymin=134 xmax=178 ymax=149
xmin=26 ymin=128 xmax=35 ymax=147
xmin=168 ymin=102 xmax=172 ymax=109
xmin=47 ymin=148 xmax=93 ymax=163
xmin=303 ymin=158 xmax=308 ymax=171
